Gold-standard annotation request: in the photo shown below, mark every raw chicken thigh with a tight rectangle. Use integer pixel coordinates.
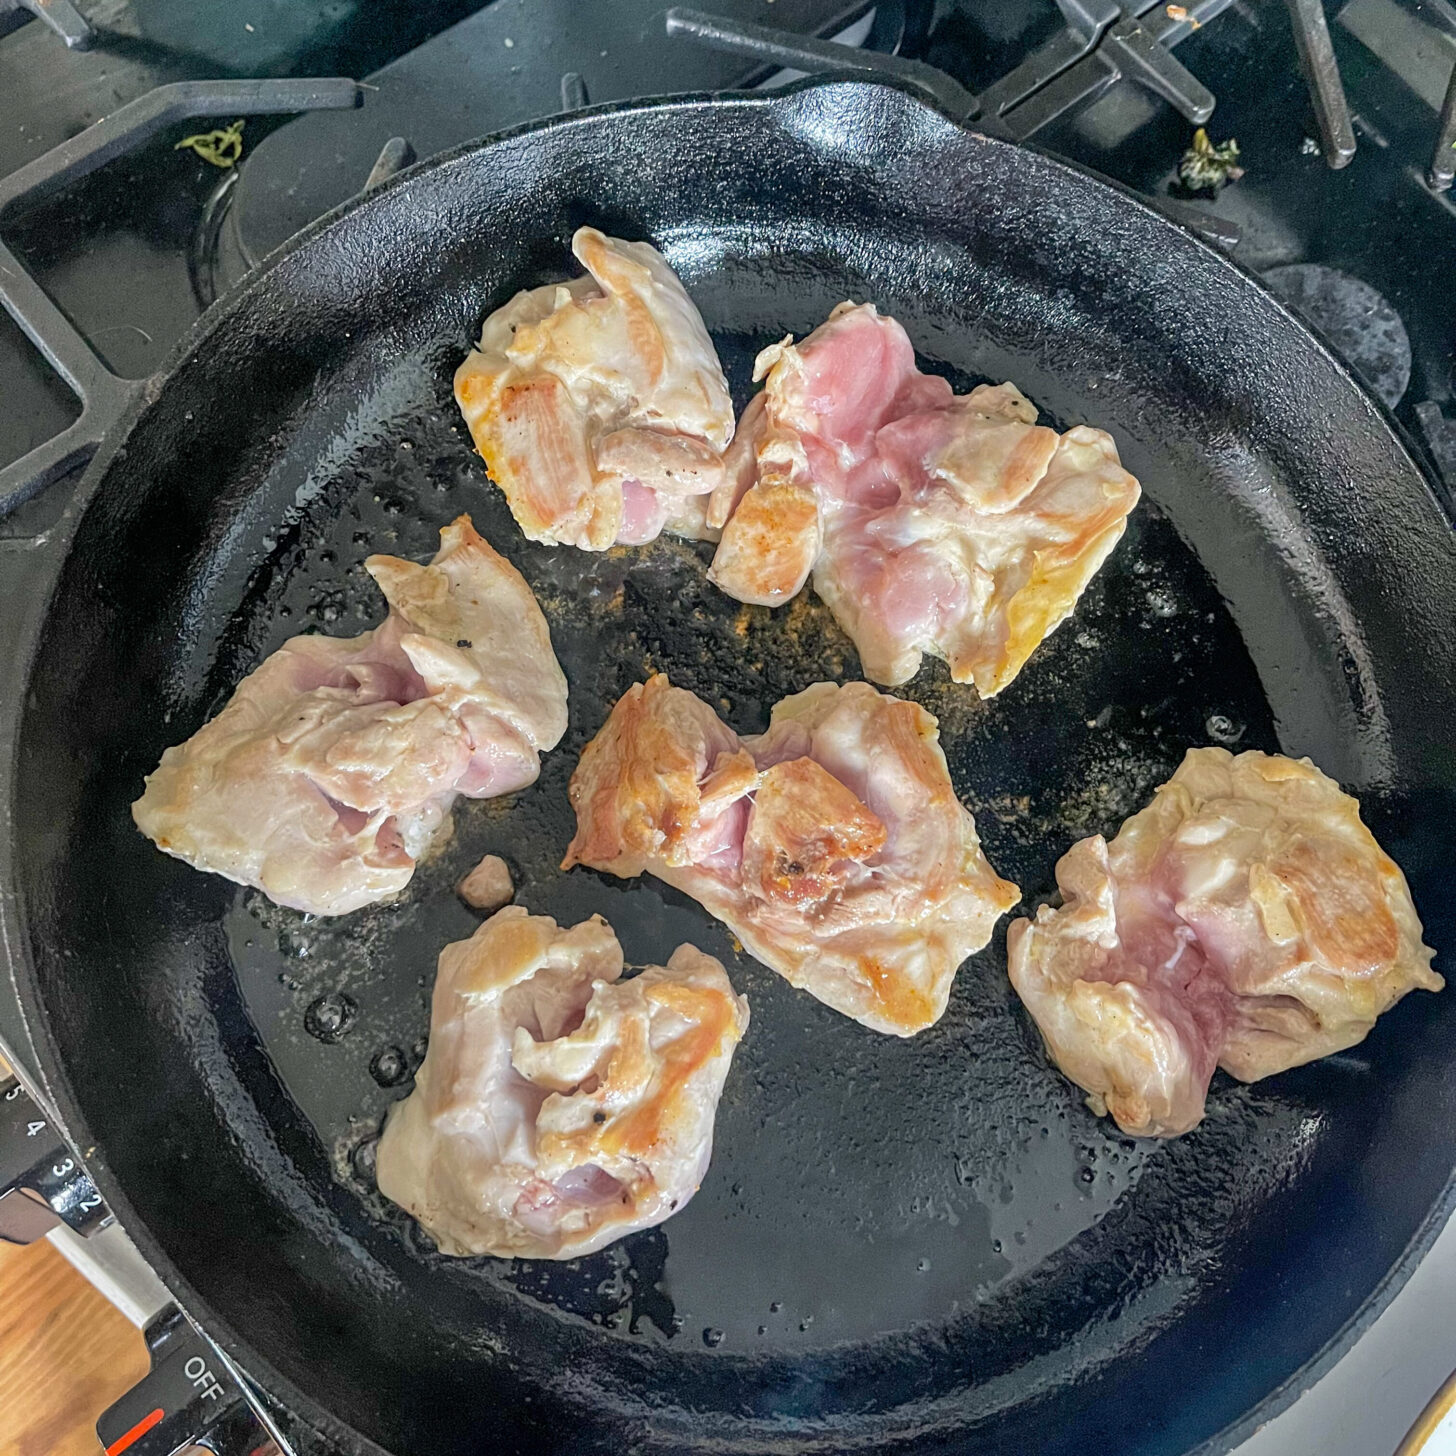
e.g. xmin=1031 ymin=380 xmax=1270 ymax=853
xmin=564 ymin=675 xmax=1019 ymax=1036
xmin=1007 ymin=748 xmax=1441 ymax=1137
xmin=375 ymin=907 xmax=748 ymax=1258
xmin=710 ymin=302 xmax=1142 ymax=696
xmin=133 ymin=517 xmax=567 ymax=916
xmin=453 ymin=226 xmax=735 ymax=550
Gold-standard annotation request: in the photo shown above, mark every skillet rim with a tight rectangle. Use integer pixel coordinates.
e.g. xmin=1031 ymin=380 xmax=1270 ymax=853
xmin=1 ymin=77 xmax=1452 ymax=1456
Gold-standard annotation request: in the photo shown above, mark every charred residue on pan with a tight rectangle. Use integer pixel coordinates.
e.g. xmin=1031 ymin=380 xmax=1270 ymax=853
xmin=220 ymin=335 xmax=1283 ymax=1350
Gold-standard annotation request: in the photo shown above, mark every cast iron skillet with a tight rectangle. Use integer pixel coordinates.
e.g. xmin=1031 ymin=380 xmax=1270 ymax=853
xmin=3 ymin=79 xmax=1455 ymax=1456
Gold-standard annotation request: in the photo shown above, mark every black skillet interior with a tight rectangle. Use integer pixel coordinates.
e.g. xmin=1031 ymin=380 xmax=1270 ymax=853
xmin=11 ymin=82 xmax=1456 ymax=1456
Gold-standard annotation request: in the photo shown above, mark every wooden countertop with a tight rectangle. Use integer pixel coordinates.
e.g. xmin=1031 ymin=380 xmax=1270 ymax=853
xmin=0 ymin=1233 xmax=149 ymax=1456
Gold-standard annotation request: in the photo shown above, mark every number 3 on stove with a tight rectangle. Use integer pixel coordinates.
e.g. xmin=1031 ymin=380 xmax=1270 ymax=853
xmin=53 ymin=1157 xmax=74 ymax=1178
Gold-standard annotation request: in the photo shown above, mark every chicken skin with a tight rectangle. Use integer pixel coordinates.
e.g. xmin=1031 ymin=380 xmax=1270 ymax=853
xmin=1007 ymin=748 xmax=1441 ymax=1137
xmin=375 ymin=907 xmax=748 ymax=1259
xmin=563 ymin=675 xmax=1019 ymax=1036
xmin=133 ymin=517 xmax=567 ymax=916
xmin=709 ymin=303 xmax=1141 ymax=696
xmin=453 ymin=227 xmax=735 ymax=550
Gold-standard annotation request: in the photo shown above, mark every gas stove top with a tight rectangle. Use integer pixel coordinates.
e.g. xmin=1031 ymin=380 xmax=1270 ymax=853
xmin=2 ymin=4 xmax=1455 ymax=1455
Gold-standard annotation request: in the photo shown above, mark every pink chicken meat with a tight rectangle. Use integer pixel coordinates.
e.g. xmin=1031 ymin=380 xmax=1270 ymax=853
xmin=453 ymin=227 xmax=735 ymax=549
xmin=1007 ymin=748 xmax=1442 ymax=1137
xmin=132 ymin=516 xmax=567 ymax=916
xmin=375 ymin=907 xmax=748 ymax=1258
xmin=709 ymin=302 xmax=1142 ymax=697
xmin=563 ymin=675 xmax=1019 ymax=1036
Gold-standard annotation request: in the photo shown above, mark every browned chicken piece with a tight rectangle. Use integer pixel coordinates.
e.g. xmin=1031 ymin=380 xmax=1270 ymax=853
xmin=375 ymin=907 xmax=748 ymax=1258
xmin=453 ymin=227 xmax=735 ymax=550
xmin=709 ymin=302 xmax=1141 ymax=695
xmin=1007 ymin=748 xmax=1442 ymax=1137
xmin=132 ymin=517 xmax=567 ymax=916
xmin=457 ymin=853 xmax=514 ymax=913
xmin=563 ymin=675 xmax=1019 ymax=1036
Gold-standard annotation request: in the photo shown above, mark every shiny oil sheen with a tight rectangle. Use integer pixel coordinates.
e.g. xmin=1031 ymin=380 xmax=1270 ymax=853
xmin=8 ymin=83 xmax=1456 ymax=1456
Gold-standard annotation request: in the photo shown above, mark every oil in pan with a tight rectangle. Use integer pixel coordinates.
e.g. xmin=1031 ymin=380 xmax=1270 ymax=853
xmin=221 ymin=329 xmax=1311 ymax=1355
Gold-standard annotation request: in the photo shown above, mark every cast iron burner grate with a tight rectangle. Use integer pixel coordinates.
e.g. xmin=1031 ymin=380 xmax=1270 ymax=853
xmin=0 ymin=79 xmax=361 ymax=514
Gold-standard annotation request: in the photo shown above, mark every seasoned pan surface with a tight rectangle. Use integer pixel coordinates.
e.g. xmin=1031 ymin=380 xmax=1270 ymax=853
xmin=8 ymin=84 xmax=1456 ymax=1456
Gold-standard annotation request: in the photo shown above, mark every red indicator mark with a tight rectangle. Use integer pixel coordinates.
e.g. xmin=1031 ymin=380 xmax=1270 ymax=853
xmin=105 ymin=1406 xmax=164 ymax=1455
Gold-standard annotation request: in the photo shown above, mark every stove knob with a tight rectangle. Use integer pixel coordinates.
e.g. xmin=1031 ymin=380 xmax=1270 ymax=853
xmin=97 ymin=1305 xmax=275 ymax=1456
xmin=0 ymin=1075 xmax=109 ymax=1241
